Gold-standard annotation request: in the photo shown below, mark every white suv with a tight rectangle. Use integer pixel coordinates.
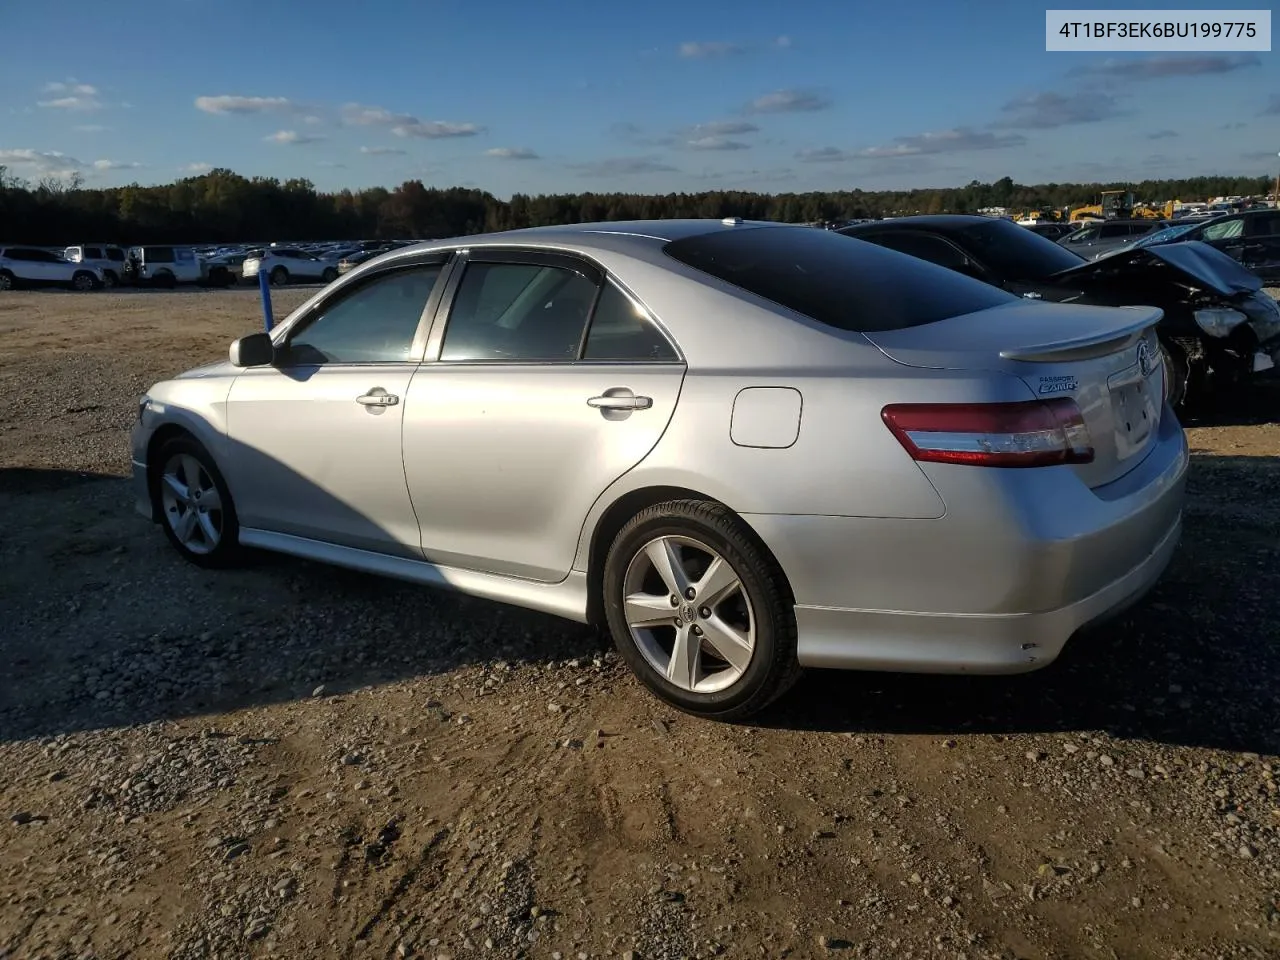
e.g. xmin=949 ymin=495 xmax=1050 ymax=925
xmin=64 ymin=244 xmax=127 ymax=287
xmin=0 ymin=246 xmax=104 ymax=291
xmin=241 ymin=247 xmax=340 ymax=286
xmin=122 ymin=245 xmax=204 ymax=286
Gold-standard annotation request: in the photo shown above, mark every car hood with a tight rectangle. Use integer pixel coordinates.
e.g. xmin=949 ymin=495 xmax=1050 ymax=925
xmin=174 ymin=360 xmax=237 ymax=380
xmin=1048 ymin=240 xmax=1262 ymax=297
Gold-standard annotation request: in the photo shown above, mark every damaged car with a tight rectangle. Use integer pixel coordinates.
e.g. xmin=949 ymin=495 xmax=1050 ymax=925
xmin=838 ymin=215 xmax=1280 ymax=410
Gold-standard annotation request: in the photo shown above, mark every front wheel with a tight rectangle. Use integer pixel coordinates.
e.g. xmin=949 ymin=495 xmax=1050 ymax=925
xmin=602 ymin=499 xmax=800 ymax=720
xmin=270 ymin=266 xmax=289 ymax=286
xmin=321 ymin=267 xmax=338 ymax=283
xmin=71 ymin=271 xmax=98 ymax=291
xmin=152 ymin=436 xmax=242 ymax=568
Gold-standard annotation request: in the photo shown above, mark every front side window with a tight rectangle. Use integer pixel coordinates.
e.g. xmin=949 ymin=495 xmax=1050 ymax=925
xmin=146 ymin=247 xmax=176 ymax=263
xmin=84 ymin=247 xmax=102 ymax=259
xmin=106 ymin=247 xmax=125 ymax=262
xmin=583 ymin=282 xmax=678 ymax=361
xmin=440 ymin=261 xmax=599 ymax=362
xmin=282 ymin=265 xmax=443 ymax=365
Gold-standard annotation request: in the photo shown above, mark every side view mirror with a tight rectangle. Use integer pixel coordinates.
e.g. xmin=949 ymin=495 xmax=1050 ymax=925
xmin=229 ymin=332 xmax=275 ymax=367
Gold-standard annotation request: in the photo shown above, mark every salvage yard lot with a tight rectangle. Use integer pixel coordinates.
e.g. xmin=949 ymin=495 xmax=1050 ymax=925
xmin=1 ymin=289 xmax=1278 ymax=960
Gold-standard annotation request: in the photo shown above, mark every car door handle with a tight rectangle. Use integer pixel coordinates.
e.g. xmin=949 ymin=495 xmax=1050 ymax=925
xmin=588 ymin=394 xmax=652 ymax=410
xmin=356 ymin=392 xmax=399 ymax=406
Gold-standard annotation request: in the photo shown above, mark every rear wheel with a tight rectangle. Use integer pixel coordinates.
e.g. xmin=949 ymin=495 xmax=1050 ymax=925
xmin=603 ymin=499 xmax=800 ymax=720
xmin=321 ymin=267 xmax=338 ymax=283
xmin=72 ymin=271 xmax=98 ymax=291
xmin=101 ymin=270 xmax=118 ymax=289
xmin=270 ymin=266 xmax=289 ymax=286
xmin=152 ymin=436 xmax=242 ymax=568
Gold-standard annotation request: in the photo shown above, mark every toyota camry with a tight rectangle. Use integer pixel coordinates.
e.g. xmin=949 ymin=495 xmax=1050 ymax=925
xmin=132 ymin=219 xmax=1189 ymax=719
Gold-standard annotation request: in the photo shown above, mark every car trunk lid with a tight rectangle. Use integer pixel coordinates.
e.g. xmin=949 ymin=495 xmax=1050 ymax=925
xmin=864 ymin=300 xmax=1166 ymax=489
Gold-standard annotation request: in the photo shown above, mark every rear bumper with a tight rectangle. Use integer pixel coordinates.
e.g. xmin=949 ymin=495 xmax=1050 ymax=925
xmin=743 ymin=409 xmax=1189 ymax=674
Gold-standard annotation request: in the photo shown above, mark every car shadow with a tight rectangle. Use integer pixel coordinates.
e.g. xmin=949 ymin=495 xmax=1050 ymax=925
xmin=755 ymin=452 xmax=1280 ymax=755
xmin=0 ymin=444 xmax=1276 ymax=755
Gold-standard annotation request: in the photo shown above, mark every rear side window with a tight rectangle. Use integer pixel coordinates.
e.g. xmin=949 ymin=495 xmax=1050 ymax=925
xmin=106 ymin=247 xmax=125 ymax=261
xmin=663 ymin=226 xmax=1013 ymax=333
xmin=583 ymin=282 xmax=678 ymax=361
xmin=145 ymin=246 xmax=176 ymax=263
xmin=859 ymin=231 xmax=972 ymax=272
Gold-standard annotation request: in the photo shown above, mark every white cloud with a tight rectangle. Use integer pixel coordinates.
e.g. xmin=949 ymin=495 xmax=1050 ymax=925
xmin=798 ymin=128 xmax=1027 ymax=163
xmin=265 ymin=129 xmax=325 ymax=145
xmin=360 ymin=145 xmax=408 ymax=155
xmin=43 ymin=80 xmax=98 ymax=96
xmin=341 ymin=103 xmax=417 ymax=126
xmin=38 ymin=96 xmax=103 ymax=111
xmin=303 ymin=115 xmax=323 ymax=125
xmin=181 ymin=162 xmax=213 ymax=174
xmin=0 ymin=148 xmax=84 ymax=170
xmin=685 ymin=120 xmax=760 ymax=137
xmin=92 ymin=159 xmax=144 ymax=170
xmin=687 ymin=136 xmax=751 ymax=151
xmin=746 ymin=88 xmax=831 ymax=113
xmin=678 ymin=41 xmax=742 ymax=58
xmin=485 ymin=147 xmax=540 ymax=160
xmin=195 ymin=95 xmax=293 ymax=115
xmin=392 ymin=120 xmax=484 ymax=138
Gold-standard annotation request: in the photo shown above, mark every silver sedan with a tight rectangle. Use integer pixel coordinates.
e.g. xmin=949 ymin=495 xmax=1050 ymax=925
xmin=131 ymin=219 xmax=1189 ymax=719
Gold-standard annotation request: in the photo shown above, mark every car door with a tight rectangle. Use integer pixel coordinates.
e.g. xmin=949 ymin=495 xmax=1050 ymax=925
xmin=28 ymin=249 xmax=71 ymax=284
xmin=224 ymin=256 xmax=451 ymax=556
xmin=402 ymin=250 xmax=686 ymax=582
xmin=1237 ymin=212 xmax=1280 ymax=282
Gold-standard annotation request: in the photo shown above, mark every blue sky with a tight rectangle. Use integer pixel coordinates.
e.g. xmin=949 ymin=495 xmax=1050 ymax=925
xmin=2 ymin=0 xmax=1277 ymax=197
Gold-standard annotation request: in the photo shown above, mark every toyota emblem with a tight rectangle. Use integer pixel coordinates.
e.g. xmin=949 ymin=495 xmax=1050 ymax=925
xmin=1137 ymin=340 xmax=1155 ymax=378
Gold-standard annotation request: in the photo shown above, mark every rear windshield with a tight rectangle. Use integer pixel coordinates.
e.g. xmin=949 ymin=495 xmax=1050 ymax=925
xmin=662 ymin=225 xmax=1013 ymax=332
xmin=955 ymin=218 xmax=1084 ymax=279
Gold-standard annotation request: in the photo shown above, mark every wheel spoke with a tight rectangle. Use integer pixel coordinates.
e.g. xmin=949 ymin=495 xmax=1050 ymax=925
xmin=161 ymin=472 xmax=189 ymax=501
xmin=196 ymin=511 xmax=220 ymax=545
xmin=624 ymin=593 xmax=676 ymax=630
xmin=694 ymin=556 xmax=740 ymax=607
xmin=197 ymin=487 xmax=222 ymax=512
xmin=174 ymin=509 xmax=198 ymax=544
xmin=666 ymin=625 xmax=700 ymax=689
xmin=644 ymin=538 xmax=689 ymax=597
xmin=180 ymin=455 xmax=203 ymax=490
xmin=699 ymin=616 xmax=754 ymax=673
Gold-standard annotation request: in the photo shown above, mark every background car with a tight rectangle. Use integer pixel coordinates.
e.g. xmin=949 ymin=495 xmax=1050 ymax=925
xmin=63 ymin=244 xmax=127 ymax=287
xmin=1057 ymin=219 xmax=1169 ymax=260
xmin=242 ymin=247 xmax=340 ymax=285
xmin=122 ymin=245 xmax=204 ymax=287
xmin=1023 ymin=222 xmax=1075 ymax=241
xmin=837 ymin=215 xmax=1280 ymax=409
xmin=0 ymin=246 xmax=104 ymax=290
xmin=337 ymin=249 xmax=381 ymax=274
xmin=1126 ymin=209 xmax=1280 ymax=283
xmin=131 ymin=219 xmax=1186 ymax=720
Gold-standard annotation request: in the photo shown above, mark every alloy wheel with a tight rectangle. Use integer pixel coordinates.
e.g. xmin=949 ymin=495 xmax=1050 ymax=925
xmin=621 ymin=535 xmax=756 ymax=693
xmin=159 ymin=453 xmax=224 ymax=555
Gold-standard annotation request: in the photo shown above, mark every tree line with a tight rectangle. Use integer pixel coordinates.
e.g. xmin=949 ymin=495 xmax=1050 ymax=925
xmin=0 ymin=167 xmax=1272 ymax=245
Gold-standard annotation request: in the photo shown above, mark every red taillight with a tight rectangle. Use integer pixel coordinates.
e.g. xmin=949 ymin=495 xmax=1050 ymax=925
xmin=881 ymin=398 xmax=1094 ymax=467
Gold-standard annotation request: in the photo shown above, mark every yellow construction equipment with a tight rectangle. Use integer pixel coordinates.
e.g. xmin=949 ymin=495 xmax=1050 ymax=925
xmin=1069 ymin=190 xmax=1133 ymax=222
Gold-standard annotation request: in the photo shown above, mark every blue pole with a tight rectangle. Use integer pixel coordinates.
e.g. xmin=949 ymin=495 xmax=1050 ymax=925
xmin=258 ymin=267 xmax=274 ymax=333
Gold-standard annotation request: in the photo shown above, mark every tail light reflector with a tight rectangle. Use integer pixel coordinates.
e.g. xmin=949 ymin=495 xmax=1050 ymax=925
xmin=881 ymin=398 xmax=1094 ymax=467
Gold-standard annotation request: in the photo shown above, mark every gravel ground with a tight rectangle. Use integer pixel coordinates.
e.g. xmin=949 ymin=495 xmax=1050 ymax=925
xmin=1 ymin=288 xmax=1278 ymax=960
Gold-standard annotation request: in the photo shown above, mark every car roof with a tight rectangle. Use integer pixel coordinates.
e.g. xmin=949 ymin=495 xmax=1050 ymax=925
xmin=840 ymin=215 xmax=994 ymax=232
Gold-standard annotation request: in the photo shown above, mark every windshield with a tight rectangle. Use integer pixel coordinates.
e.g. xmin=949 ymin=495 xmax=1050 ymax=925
xmin=956 ymin=218 xmax=1084 ymax=279
xmin=1130 ymin=222 xmax=1199 ymax=249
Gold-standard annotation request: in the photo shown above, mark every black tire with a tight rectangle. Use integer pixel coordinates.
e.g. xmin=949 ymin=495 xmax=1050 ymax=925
xmin=321 ymin=267 xmax=338 ymax=284
xmin=270 ymin=266 xmax=289 ymax=286
xmin=150 ymin=435 xmax=243 ymax=569
xmin=101 ymin=270 xmax=118 ymax=289
xmin=602 ymin=499 xmax=800 ymax=720
xmin=0 ymin=270 xmax=14 ymax=291
xmin=71 ymin=270 xmax=99 ymax=292
xmin=154 ymin=270 xmax=177 ymax=289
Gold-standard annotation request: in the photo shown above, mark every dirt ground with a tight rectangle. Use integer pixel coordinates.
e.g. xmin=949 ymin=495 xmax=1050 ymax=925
xmin=1 ymin=288 xmax=1278 ymax=960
